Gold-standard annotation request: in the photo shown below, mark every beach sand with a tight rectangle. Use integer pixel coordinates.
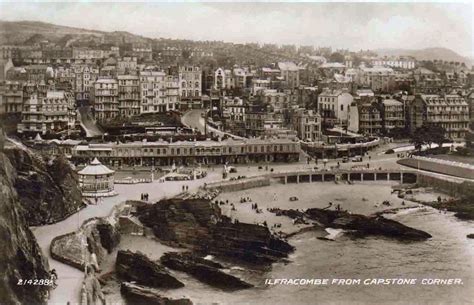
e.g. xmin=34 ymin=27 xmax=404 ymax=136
xmin=216 ymin=181 xmax=422 ymax=236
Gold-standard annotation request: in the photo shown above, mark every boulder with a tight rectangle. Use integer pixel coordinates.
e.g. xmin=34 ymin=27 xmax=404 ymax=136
xmin=121 ymin=282 xmax=192 ymax=305
xmin=116 ymin=250 xmax=184 ymax=289
xmin=161 ymin=252 xmax=252 ymax=290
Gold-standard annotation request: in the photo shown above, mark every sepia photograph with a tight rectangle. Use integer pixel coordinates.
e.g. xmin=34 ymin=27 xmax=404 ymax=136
xmin=0 ymin=1 xmax=473 ymax=304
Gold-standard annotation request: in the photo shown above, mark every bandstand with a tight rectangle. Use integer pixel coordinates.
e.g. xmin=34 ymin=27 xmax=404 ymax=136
xmin=78 ymin=158 xmax=117 ymax=197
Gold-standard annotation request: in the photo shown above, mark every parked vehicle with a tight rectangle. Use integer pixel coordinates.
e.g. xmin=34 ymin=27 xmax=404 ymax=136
xmin=352 ymin=156 xmax=363 ymax=162
xmin=342 ymin=156 xmax=349 ymax=163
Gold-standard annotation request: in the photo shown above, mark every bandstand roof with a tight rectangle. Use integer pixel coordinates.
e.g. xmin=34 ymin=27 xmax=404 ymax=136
xmin=78 ymin=158 xmax=115 ymax=176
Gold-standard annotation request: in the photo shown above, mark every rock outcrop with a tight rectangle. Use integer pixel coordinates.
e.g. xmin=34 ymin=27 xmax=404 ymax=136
xmin=4 ymin=141 xmax=84 ymax=225
xmin=51 ymin=217 xmax=121 ymax=271
xmin=116 ymin=250 xmax=184 ymax=289
xmin=161 ymin=252 xmax=253 ymax=291
xmin=272 ymin=207 xmax=431 ymax=241
xmin=0 ymin=133 xmax=50 ymax=305
xmin=121 ymin=282 xmax=192 ymax=305
xmin=136 ymin=198 xmax=294 ymax=266
xmin=305 ymin=208 xmax=431 ymax=240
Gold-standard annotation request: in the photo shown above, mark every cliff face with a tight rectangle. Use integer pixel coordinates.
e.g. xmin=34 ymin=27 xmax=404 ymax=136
xmin=4 ymin=142 xmax=83 ymax=225
xmin=0 ymin=135 xmax=50 ymax=304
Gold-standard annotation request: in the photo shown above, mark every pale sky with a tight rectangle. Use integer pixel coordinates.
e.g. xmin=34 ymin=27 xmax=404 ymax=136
xmin=0 ymin=1 xmax=473 ymax=57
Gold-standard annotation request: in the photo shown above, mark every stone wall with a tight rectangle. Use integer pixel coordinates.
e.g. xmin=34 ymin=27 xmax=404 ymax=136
xmin=417 ymin=174 xmax=474 ymax=197
xmin=398 ymin=157 xmax=474 ymax=179
xmin=206 ymin=176 xmax=270 ymax=192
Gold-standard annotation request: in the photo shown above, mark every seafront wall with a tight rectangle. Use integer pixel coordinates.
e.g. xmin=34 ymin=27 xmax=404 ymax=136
xmin=398 ymin=157 xmax=474 ymax=179
xmin=417 ymin=174 xmax=474 ymax=197
xmin=205 ymin=176 xmax=271 ymax=192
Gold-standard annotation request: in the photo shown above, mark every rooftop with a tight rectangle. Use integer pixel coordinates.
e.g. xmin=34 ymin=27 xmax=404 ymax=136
xmin=78 ymin=158 xmax=115 ymax=176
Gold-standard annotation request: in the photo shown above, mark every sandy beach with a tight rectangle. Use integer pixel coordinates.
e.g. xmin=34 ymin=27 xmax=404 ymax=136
xmin=216 ymin=181 xmax=450 ymax=236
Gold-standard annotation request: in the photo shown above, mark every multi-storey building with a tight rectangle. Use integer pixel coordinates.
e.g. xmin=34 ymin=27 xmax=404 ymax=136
xmin=165 ymin=74 xmax=179 ymax=112
xmin=131 ymin=47 xmax=153 ymax=61
xmin=359 ymin=66 xmax=395 ymax=92
xmin=91 ymin=78 xmax=119 ymax=121
xmin=292 ymin=109 xmax=322 ymax=142
xmin=2 ymin=81 xmax=24 ymax=113
xmin=17 ymin=90 xmax=75 ymax=135
xmin=245 ymin=102 xmax=266 ymax=137
xmin=317 ymin=89 xmax=353 ymax=124
xmin=252 ymin=79 xmax=271 ymax=94
xmin=117 ymin=75 xmax=140 ymax=117
xmin=54 ymin=66 xmax=76 ymax=92
xmin=371 ymin=57 xmax=416 ymax=70
xmin=179 ymin=65 xmax=202 ymax=98
xmin=278 ymin=62 xmax=300 ymax=89
xmin=24 ymin=65 xmax=53 ymax=83
xmin=117 ymin=56 xmax=138 ymax=75
xmin=409 ymin=94 xmax=469 ymax=140
xmin=381 ymin=99 xmax=405 ymax=132
xmin=348 ymin=102 xmax=382 ymax=135
xmin=139 ymin=70 xmax=167 ymax=113
xmin=72 ymin=138 xmax=300 ymax=166
xmin=73 ymin=65 xmax=99 ymax=104
xmin=72 ymin=48 xmax=105 ymax=60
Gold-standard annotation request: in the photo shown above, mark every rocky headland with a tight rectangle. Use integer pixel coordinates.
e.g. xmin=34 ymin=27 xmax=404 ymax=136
xmin=0 ymin=132 xmax=51 ymax=304
xmin=4 ymin=139 xmax=84 ymax=225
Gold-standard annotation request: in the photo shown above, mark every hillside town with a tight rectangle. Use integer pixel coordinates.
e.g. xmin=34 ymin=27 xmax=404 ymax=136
xmin=0 ymin=34 xmax=473 ymax=156
xmin=0 ymin=12 xmax=473 ymax=305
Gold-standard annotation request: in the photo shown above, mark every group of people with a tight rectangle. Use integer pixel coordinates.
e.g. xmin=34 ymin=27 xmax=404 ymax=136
xmin=251 ymin=202 xmax=263 ymax=214
xmin=182 ymin=185 xmax=190 ymax=192
xmin=140 ymin=193 xmax=149 ymax=201
xmin=240 ymin=196 xmax=252 ymax=203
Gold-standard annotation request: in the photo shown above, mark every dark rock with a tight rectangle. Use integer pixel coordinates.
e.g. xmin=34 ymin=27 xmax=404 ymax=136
xmin=467 ymin=234 xmax=474 ymax=239
xmin=96 ymin=222 xmax=121 ymax=253
xmin=161 ymin=252 xmax=252 ymax=291
xmin=50 ymin=218 xmax=121 ymax=271
xmin=137 ymin=198 xmax=294 ymax=266
xmin=4 ymin=145 xmax=84 ymax=225
xmin=305 ymin=208 xmax=431 ymax=241
xmin=121 ymin=282 xmax=192 ymax=305
xmin=116 ymin=250 xmax=184 ymax=289
xmin=0 ymin=147 xmax=50 ymax=305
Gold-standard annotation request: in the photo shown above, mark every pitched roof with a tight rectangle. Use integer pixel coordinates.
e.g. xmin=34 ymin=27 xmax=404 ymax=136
xmin=78 ymin=158 xmax=115 ymax=175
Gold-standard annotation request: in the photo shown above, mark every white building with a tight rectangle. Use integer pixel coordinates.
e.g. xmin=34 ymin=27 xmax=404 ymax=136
xmin=317 ymin=89 xmax=353 ymax=124
xmin=92 ymin=78 xmax=119 ymax=121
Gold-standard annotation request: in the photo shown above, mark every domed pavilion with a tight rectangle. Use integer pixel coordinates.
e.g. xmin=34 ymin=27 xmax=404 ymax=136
xmin=78 ymin=158 xmax=117 ymax=197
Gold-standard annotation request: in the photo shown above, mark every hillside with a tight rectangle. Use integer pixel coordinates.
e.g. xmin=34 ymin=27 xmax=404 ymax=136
xmin=0 ymin=20 xmax=150 ymax=46
xmin=376 ymin=47 xmax=472 ymax=67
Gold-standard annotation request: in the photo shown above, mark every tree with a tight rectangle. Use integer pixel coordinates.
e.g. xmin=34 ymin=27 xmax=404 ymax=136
xmin=329 ymin=52 xmax=345 ymax=63
xmin=411 ymin=123 xmax=447 ymax=151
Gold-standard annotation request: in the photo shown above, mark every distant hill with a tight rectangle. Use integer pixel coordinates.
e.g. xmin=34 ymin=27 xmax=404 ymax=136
xmin=0 ymin=20 xmax=151 ymax=46
xmin=376 ymin=47 xmax=472 ymax=67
